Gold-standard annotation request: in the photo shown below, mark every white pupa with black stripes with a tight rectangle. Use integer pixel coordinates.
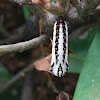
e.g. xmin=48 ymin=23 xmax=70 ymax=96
xmin=50 ymin=16 xmax=69 ymax=77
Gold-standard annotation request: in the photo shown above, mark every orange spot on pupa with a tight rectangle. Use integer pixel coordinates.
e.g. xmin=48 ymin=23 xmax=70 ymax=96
xmin=56 ymin=54 xmax=58 ymax=56
xmin=56 ymin=30 xmax=59 ymax=32
xmin=55 ymin=48 xmax=58 ymax=50
xmin=64 ymin=42 xmax=66 ymax=44
xmin=56 ymin=36 xmax=58 ymax=38
xmin=56 ymin=42 xmax=58 ymax=44
xmin=64 ymin=36 xmax=66 ymax=38
xmin=56 ymin=59 xmax=58 ymax=61
xmin=64 ymin=48 xmax=66 ymax=50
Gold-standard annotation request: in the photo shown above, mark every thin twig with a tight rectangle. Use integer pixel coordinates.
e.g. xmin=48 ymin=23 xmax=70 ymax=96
xmin=0 ymin=64 xmax=34 ymax=94
xmin=21 ymin=70 xmax=35 ymax=100
xmin=0 ymin=35 xmax=48 ymax=54
xmin=69 ymin=54 xmax=85 ymax=62
xmin=47 ymin=73 xmax=59 ymax=93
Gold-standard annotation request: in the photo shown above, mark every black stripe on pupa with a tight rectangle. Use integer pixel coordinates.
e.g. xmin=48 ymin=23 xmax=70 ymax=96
xmin=50 ymin=63 xmax=54 ymax=72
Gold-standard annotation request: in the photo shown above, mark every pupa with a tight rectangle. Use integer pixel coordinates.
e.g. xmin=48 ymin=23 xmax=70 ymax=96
xmin=50 ymin=16 xmax=69 ymax=77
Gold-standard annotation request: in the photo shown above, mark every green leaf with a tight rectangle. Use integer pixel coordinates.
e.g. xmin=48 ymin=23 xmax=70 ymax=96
xmin=68 ymin=26 xmax=97 ymax=73
xmin=0 ymin=64 xmax=23 ymax=100
xmin=0 ymin=83 xmax=22 ymax=100
xmin=22 ymin=5 xmax=30 ymax=19
xmin=73 ymin=26 xmax=100 ymax=100
xmin=0 ymin=64 xmax=11 ymax=79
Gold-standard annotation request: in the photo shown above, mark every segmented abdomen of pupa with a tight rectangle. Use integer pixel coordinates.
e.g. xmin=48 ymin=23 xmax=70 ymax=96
xmin=50 ymin=16 xmax=68 ymax=77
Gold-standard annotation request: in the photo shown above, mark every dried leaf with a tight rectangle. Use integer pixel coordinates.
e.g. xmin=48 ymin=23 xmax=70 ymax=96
xmin=32 ymin=0 xmax=48 ymax=5
xmin=56 ymin=91 xmax=72 ymax=100
xmin=33 ymin=54 xmax=51 ymax=72
xmin=33 ymin=48 xmax=73 ymax=72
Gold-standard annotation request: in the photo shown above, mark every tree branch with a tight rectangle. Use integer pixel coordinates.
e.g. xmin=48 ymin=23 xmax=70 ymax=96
xmin=0 ymin=35 xmax=48 ymax=54
xmin=8 ymin=0 xmax=100 ymax=35
xmin=32 ymin=0 xmax=70 ymax=15
xmin=84 ymin=0 xmax=100 ymax=15
xmin=70 ymin=0 xmax=84 ymax=16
